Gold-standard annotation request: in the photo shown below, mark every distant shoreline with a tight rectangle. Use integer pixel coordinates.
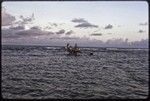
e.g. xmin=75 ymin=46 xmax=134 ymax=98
xmin=2 ymin=44 xmax=149 ymax=49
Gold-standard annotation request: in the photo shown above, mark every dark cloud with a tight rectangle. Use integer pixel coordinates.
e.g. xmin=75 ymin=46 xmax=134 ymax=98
xmin=15 ymin=30 xmax=42 ymax=37
xmin=65 ymin=30 xmax=74 ymax=35
xmin=2 ymin=7 xmax=16 ymax=26
xmin=47 ymin=32 xmax=55 ymax=35
xmin=2 ymin=26 xmax=70 ymax=39
xmin=104 ymin=24 xmax=113 ymax=29
xmin=30 ymin=26 xmax=41 ymax=30
xmin=75 ymin=22 xmax=98 ymax=28
xmin=2 ymin=29 xmax=21 ymax=38
xmin=2 ymin=26 xmax=54 ymax=39
xmin=56 ymin=29 xmax=65 ymax=34
xmin=138 ymin=30 xmax=145 ymax=33
xmin=91 ymin=33 xmax=102 ymax=36
xmin=72 ymin=18 xmax=98 ymax=28
xmin=71 ymin=18 xmax=87 ymax=23
xmin=139 ymin=22 xmax=148 ymax=26
xmin=61 ymin=36 xmax=79 ymax=40
xmin=9 ymin=26 xmax=25 ymax=30
xmin=47 ymin=36 xmax=79 ymax=40
xmin=17 ymin=28 xmax=54 ymax=37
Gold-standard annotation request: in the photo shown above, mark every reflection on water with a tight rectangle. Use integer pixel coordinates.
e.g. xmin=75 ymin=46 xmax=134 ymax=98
xmin=2 ymin=45 xmax=149 ymax=99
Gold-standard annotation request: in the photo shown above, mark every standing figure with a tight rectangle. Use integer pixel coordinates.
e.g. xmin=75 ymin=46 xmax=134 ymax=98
xmin=74 ymin=43 xmax=77 ymax=49
xmin=73 ymin=43 xmax=78 ymax=56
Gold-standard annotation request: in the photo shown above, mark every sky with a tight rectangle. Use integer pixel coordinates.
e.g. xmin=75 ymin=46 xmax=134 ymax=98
xmin=1 ymin=1 xmax=149 ymax=48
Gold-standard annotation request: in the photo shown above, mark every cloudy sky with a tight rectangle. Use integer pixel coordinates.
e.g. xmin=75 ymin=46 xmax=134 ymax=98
xmin=1 ymin=1 xmax=149 ymax=48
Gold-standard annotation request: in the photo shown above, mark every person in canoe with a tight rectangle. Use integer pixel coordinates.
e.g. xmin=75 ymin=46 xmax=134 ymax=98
xmin=65 ymin=43 xmax=81 ymax=56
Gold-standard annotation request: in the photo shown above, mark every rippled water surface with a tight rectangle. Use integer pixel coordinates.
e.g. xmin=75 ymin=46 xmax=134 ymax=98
xmin=2 ymin=45 xmax=149 ymax=99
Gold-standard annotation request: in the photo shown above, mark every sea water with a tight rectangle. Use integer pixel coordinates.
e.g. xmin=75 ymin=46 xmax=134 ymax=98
xmin=2 ymin=45 xmax=149 ymax=99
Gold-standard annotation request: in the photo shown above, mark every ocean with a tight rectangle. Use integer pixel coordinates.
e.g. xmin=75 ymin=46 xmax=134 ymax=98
xmin=1 ymin=45 xmax=149 ymax=99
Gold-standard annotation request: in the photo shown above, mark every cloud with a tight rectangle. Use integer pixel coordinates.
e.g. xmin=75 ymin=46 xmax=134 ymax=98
xmin=48 ymin=22 xmax=58 ymax=27
xmin=71 ymin=18 xmax=87 ymax=23
xmin=2 ymin=29 xmax=148 ymax=48
xmin=94 ymin=28 xmax=101 ymax=32
xmin=30 ymin=26 xmax=41 ymax=30
xmin=2 ymin=26 xmax=54 ymax=39
xmin=2 ymin=29 xmax=21 ymax=38
xmin=47 ymin=32 xmax=55 ymax=35
xmin=139 ymin=22 xmax=148 ymax=26
xmin=72 ymin=18 xmax=99 ymax=28
xmin=19 ymin=13 xmax=35 ymax=24
xmin=46 ymin=36 xmax=79 ymax=40
xmin=65 ymin=30 xmax=74 ymax=35
xmin=44 ymin=26 xmax=51 ymax=30
xmin=15 ymin=29 xmax=43 ymax=37
xmin=2 ymin=7 xmax=16 ymax=26
xmin=9 ymin=26 xmax=25 ymax=30
xmin=75 ymin=22 xmax=98 ymax=28
xmin=138 ymin=30 xmax=145 ymax=33
xmin=104 ymin=24 xmax=113 ymax=29
xmin=17 ymin=27 xmax=54 ymax=37
xmin=56 ymin=29 xmax=65 ymax=34
xmin=101 ymin=38 xmax=148 ymax=48
xmin=61 ymin=36 xmax=79 ymax=40
xmin=53 ymin=23 xmax=57 ymax=27
xmin=13 ymin=13 xmax=35 ymax=26
xmin=130 ymin=39 xmax=148 ymax=48
xmin=91 ymin=33 xmax=102 ymax=36
xmin=106 ymin=38 xmax=126 ymax=45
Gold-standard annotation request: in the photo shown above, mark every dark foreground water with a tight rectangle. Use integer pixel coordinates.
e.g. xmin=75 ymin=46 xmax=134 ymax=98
xmin=2 ymin=45 xmax=149 ymax=99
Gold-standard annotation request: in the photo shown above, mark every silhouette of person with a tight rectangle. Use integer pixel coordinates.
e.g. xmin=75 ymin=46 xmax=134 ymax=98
xmin=74 ymin=43 xmax=77 ymax=49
